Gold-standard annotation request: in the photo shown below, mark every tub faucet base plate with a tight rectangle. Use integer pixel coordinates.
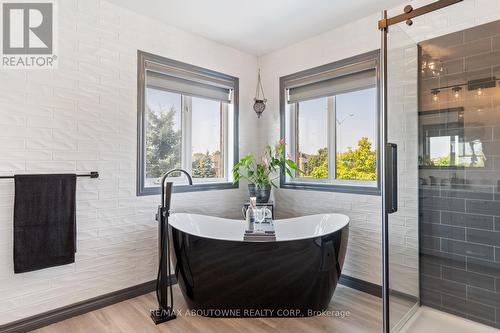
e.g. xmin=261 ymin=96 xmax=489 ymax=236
xmin=150 ymin=307 xmax=176 ymax=324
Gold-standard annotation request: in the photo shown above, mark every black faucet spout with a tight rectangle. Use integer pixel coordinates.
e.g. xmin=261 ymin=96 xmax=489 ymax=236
xmin=160 ymin=169 xmax=193 ymax=211
xmin=161 ymin=168 xmax=193 ymax=187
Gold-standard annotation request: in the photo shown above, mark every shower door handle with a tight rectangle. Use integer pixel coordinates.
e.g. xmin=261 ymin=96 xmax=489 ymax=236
xmin=385 ymin=143 xmax=398 ymax=214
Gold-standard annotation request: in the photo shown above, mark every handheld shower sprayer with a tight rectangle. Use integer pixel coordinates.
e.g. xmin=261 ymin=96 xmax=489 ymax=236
xmin=151 ymin=169 xmax=193 ymax=325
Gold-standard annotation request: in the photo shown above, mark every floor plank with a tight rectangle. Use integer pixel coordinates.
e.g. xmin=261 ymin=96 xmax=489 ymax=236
xmin=32 ymin=285 xmax=383 ymax=333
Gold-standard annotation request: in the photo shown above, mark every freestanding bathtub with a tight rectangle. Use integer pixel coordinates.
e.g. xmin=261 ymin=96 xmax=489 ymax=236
xmin=168 ymin=213 xmax=349 ymax=317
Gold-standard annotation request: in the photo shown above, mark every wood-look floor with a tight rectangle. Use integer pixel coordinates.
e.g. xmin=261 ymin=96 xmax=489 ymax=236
xmin=32 ymin=285 xmax=384 ymax=333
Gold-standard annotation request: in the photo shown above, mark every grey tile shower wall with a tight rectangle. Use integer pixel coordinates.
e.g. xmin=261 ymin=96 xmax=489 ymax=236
xmin=419 ymin=20 xmax=500 ymax=328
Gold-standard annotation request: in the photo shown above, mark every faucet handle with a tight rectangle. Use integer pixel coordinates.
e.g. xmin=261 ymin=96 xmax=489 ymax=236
xmin=155 ymin=205 xmax=162 ymax=222
xmin=155 ymin=205 xmax=172 ymax=222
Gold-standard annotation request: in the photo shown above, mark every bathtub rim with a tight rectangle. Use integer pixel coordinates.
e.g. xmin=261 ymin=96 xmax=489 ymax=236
xmin=168 ymin=212 xmax=349 ymax=242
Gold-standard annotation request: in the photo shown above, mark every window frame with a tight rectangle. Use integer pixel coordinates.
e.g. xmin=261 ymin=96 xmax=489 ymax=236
xmin=279 ymin=50 xmax=381 ymax=195
xmin=137 ymin=51 xmax=239 ymax=196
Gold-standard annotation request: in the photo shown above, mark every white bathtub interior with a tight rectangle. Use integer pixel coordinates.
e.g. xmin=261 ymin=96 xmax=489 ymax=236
xmin=169 ymin=213 xmax=349 ymax=242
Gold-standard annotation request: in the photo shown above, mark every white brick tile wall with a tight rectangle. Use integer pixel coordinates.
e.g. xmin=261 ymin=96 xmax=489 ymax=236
xmin=0 ymin=0 xmax=258 ymax=325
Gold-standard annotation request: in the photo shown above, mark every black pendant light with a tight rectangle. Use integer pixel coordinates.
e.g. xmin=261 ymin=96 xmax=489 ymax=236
xmin=253 ymin=69 xmax=266 ymax=118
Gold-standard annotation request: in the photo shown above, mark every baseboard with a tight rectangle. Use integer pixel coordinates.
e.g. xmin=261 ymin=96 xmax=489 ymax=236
xmin=339 ymin=274 xmax=382 ymax=298
xmin=0 ymin=276 xmax=175 ymax=333
xmin=390 ymin=289 xmax=419 ymax=304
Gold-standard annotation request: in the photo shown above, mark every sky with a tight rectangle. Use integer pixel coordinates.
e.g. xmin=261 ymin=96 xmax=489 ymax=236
xmin=191 ymin=96 xmax=221 ymax=154
xmin=146 ymin=88 xmax=221 ymax=154
xmin=296 ymin=88 xmax=378 ymax=154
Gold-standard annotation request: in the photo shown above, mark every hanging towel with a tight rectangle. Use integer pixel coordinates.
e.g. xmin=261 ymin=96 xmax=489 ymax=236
xmin=13 ymin=174 xmax=77 ymax=273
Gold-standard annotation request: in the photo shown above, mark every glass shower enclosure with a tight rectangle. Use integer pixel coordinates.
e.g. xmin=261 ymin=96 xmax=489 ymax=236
xmin=380 ymin=0 xmax=500 ymax=332
xmin=384 ymin=21 xmax=420 ymax=332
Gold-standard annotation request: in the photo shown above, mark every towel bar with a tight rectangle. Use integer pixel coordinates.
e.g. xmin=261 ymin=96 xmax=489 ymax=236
xmin=0 ymin=172 xmax=99 ymax=179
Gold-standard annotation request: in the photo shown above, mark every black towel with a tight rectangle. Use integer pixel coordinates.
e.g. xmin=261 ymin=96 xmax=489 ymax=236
xmin=14 ymin=174 xmax=77 ymax=273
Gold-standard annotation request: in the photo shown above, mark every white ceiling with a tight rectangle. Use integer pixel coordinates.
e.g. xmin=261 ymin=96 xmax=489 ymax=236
xmin=106 ymin=0 xmax=405 ymax=56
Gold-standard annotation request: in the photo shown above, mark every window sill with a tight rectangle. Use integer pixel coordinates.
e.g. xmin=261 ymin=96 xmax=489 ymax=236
xmin=137 ymin=182 xmax=238 ymax=196
xmin=280 ymin=181 xmax=381 ymax=196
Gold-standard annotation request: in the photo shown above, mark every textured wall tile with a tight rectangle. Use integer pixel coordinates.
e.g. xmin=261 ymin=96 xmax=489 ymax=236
xmin=421 ymin=236 xmax=441 ymax=250
xmin=466 ymin=50 xmax=500 ymax=71
xmin=442 ymin=266 xmax=495 ymax=290
xmin=467 ymin=286 xmax=500 ymax=309
xmin=420 ymin=261 xmax=442 ymax=277
xmin=442 ymin=294 xmax=496 ymax=322
xmin=441 ymin=211 xmax=494 ymax=230
xmin=442 ymin=238 xmax=494 ymax=260
xmin=422 ymin=196 xmax=466 ymax=212
xmin=420 ymin=210 xmax=441 ymax=224
xmin=421 ymin=274 xmax=467 ymax=298
xmin=464 ymin=20 xmax=500 ymax=42
xmin=467 ymin=229 xmax=500 ymax=247
xmin=421 ymin=249 xmax=466 ymax=269
xmin=421 ymin=223 xmax=466 ymax=240
xmin=467 ymin=257 xmax=500 ymax=277
xmin=467 ymin=200 xmax=500 ymax=216
xmin=440 ymin=38 xmax=493 ymax=62
xmin=441 ymin=187 xmax=493 ymax=200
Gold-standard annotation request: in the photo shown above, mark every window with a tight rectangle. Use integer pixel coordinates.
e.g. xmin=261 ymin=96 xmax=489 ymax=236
xmin=280 ymin=50 xmax=380 ymax=194
xmin=137 ymin=51 xmax=238 ymax=195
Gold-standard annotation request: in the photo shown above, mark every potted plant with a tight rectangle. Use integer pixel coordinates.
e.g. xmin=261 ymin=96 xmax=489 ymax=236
xmin=233 ymin=140 xmax=301 ymax=203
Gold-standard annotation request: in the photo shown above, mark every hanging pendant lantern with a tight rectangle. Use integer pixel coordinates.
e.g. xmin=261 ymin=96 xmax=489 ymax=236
xmin=253 ymin=69 xmax=267 ymax=118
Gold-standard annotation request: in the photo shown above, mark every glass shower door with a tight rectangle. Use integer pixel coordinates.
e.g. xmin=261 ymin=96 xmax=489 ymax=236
xmin=384 ymin=22 xmax=420 ymax=332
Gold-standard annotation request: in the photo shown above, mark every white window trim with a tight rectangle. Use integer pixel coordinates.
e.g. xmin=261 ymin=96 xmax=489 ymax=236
xmin=182 ymin=95 xmax=192 ymax=176
xmin=327 ymin=96 xmax=336 ymax=179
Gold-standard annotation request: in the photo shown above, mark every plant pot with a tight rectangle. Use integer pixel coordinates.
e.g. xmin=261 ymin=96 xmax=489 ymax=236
xmin=248 ymin=184 xmax=257 ymax=197
xmin=255 ymin=185 xmax=271 ymax=203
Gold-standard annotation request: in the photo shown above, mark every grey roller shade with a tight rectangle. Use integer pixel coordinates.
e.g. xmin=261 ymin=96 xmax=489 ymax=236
xmin=286 ymin=59 xmax=377 ymax=103
xmin=145 ymin=61 xmax=233 ymax=103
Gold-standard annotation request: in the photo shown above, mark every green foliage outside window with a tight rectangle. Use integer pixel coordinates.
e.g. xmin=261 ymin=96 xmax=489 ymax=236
xmin=146 ymin=105 xmax=221 ymax=182
xmin=300 ymin=137 xmax=377 ymax=181
xmin=145 ymin=106 xmax=181 ymax=179
xmin=192 ymin=151 xmax=217 ymax=178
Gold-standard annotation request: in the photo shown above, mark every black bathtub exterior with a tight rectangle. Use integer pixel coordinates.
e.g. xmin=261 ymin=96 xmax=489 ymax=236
xmin=169 ymin=223 xmax=349 ymax=317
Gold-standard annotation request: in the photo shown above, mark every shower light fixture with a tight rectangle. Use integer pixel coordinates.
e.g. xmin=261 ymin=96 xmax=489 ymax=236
xmin=431 ymin=89 xmax=440 ymax=102
xmin=452 ymin=86 xmax=462 ymax=99
xmin=421 ymin=58 xmax=445 ymax=77
xmin=428 ymin=76 xmax=499 ymax=102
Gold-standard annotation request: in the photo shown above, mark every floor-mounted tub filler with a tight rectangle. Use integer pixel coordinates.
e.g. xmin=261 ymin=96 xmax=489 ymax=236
xmin=168 ymin=213 xmax=349 ymax=317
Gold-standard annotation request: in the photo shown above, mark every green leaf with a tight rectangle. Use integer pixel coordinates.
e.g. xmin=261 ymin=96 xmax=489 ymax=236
xmin=285 ymin=159 xmax=300 ymax=172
